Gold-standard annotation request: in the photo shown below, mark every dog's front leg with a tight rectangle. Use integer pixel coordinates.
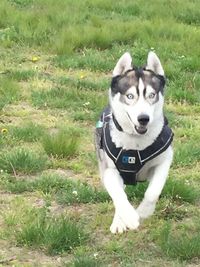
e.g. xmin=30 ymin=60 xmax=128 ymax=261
xmin=137 ymin=148 xmax=173 ymax=219
xmin=103 ymin=168 xmax=139 ymax=233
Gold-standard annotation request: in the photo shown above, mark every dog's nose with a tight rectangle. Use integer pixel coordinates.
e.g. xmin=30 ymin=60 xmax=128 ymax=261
xmin=137 ymin=114 xmax=150 ymax=126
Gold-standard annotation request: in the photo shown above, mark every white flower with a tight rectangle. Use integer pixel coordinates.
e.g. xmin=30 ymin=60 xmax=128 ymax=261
xmin=94 ymin=253 xmax=98 ymax=259
xmin=83 ymin=102 xmax=90 ymax=107
xmin=185 ymin=179 xmax=190 ymax=185
xmin=72 ymin=190 xmax=78 ymax=196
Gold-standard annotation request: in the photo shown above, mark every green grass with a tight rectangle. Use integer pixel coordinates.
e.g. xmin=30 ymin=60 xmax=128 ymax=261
xmin=0 ymin=77 xmax=20 ymax=110
xmin=17 ymin=211 xmax=87 ymax=255
xmin=53 ymin=47 xmax=119 ymax=72
xmin=31 ymin=86 xmax=106 ymax=123
xmin=3 ymin=201 xmax=87 ymax=255
xmin=1 ymin=172 xmax=199 ymax=208
xmin=0 ymin=173 xmax=110 ymax=204
xmin=159 ymin=222 xmax=200 ymax=261
xmin=8 ymin=69 xmax=36 ymax=81
xmin=157 ymin=200 xmax=188 ymax=222
xmin=31 ymin=86 xmax=106 ymax=115
xmin=0 ymin=174 xmax=34 ymax=193
xmin=9 ymin=121 xmax=45 ymax=142
xmin=58 ymin=76 xmax=109 ymax=92
xmin=126 ymin=178 xmax=200 ymax=204
xmin=42 ymin=127 xmax=80 ymax=159
xmin=8 ymin=0 xmax=34 ymax=8
xmin=0 ymin=147 xmax=48 ymax=174
xmin=0 ymin=0 xmax=200 ymax=266
xmin=56 ymin=181 xmax=109 ymax=205
xmin=162 ymin=177 xmax=200 ymax=204
xmin=71 ymin=256 xmax=100 ymax=267
xmin=174 ymin=140 xmax=200 ymax=167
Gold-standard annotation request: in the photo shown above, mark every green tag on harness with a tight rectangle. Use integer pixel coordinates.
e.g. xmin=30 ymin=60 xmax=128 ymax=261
xmin=96 ymin=120 xmax=103 ymax=128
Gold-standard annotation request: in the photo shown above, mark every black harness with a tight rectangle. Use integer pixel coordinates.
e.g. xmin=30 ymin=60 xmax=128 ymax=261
xmin=96 ymin=107 xmax=173 ymax=185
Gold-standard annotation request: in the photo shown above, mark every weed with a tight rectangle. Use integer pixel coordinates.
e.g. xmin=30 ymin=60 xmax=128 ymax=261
xmin=33 ymin=173 xmax=67 ymax=194
xmin=31 ymin=86 xmax=106 ymax=116
xmin=174 ymin=140 xmax=200 ymax=167
xmin=58 ymin=76 xmax=109 ymax=92
xmin=1 ymin=173 xmax=110 ymax=204
xmin=126 ymin=177 xmax=199 ymax=204
xmin=53 ymin=48 xmax=116 ymax=72
xmin=176 ymin=7 xmax=200 ymax=25
xmin=159 ymin=222 xmax=200 ymax=261
xmin=158 ymin=200 xmax=187 ymax=221
xmin=1 ymin=175 xmax=33 ymax=193
xmin=16 ymin=207 xmax=87 ymax=255
xmin=9 ymin=122 xmax=45 ymax=142
xmin=8 ymin=69 xmax=36 ymax=81
xmin=8 ymin=0 xmax=34 ymax=7
xmin=34 ymin=173 xmax=109 ymax=204
xmin=0 ymin=77 xmax=20 ymax=110
xmin=162 ymin=178 xmax=199 ymax=204
xmin=0 ymin=173 xmax=65 ymax=194
xmin=71 ymin=255 xmax=100 ymax=267
xmin=0 ymin=146 xmax=48 ymax=174
xmin=56 ymin=181 xmax=109 ymax=205
xmin=42 ymin=127 xmax=80 ymax=159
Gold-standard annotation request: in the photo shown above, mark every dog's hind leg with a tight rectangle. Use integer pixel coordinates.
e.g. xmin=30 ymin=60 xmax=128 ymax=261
xmin=103 ymin=167 xmax=139 ymax=233
xmin=137 ymin=147 xmax=173 ymax=219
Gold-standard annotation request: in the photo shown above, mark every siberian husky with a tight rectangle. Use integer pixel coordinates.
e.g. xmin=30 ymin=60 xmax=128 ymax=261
xmin=95 ymin=51 xmax=173 ymax=234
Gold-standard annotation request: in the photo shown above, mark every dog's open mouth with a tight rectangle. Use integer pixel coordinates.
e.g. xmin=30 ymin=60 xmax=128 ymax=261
xmin=126 ymin=112 xmax=148 ymax=135
xmin=135 ymin=125 xmax=147 ymax=135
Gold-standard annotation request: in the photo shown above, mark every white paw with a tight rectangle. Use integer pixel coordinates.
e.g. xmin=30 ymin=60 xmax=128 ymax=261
xmin=115 ymin=203 xmax=140 ymax=232
xmin=137 ymin=200 xmax=156 ymax=219
xmin=110 ymin=214 xmax=127 ymax=234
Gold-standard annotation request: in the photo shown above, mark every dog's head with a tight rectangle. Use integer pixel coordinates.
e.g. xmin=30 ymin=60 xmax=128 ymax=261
xmin=110 ymin=52 xmax=166 ymax=135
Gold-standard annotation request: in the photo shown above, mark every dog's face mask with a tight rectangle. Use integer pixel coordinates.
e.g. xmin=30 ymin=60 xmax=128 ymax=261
xmin=110 ymin=52 xmax=166 ymax=135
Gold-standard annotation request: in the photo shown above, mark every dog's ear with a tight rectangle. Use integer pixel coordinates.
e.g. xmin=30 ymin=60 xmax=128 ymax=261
xmin=112 ymin=52 xmax=132 ymax=77
xmin=146 ymin=51 xmax=164 ymax=76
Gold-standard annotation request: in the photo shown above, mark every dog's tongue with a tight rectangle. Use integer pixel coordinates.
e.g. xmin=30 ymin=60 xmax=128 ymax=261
xmin=135 ymin=125 xmax=147 ymax=135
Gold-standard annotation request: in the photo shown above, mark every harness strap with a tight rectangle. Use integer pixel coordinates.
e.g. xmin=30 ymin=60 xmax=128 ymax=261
xmin=98 ymin=107 xmax=173 ymax=185
xmin=102 ymin=112 xmax=173 ymax=165
xmin=103 ymin=121 xmax=121 ymax=162
xmin=112 ymin=113 xmax=123 ymax=132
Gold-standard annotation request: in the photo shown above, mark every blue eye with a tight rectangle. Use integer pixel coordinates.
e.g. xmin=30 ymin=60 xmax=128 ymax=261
xmin=149 ymin=92 xmax=156 ymax=99
xmin=127 ymin=94 xmax=134 ymax=100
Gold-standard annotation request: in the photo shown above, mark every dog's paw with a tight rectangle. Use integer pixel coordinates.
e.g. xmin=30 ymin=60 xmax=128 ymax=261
xmin=116 ymin=203 xmax=140 ymax=231
xmin=110 ymin=214 xmax=127 ymax=234
xmin=137 ymin=200 xmax=156 ymax=219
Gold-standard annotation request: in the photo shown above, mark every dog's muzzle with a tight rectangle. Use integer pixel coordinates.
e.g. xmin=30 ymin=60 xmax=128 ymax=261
xmin=135 ymin=114 xmax=149 ymax=134
xmin=126 ymin=112 xmax=149 ymax=135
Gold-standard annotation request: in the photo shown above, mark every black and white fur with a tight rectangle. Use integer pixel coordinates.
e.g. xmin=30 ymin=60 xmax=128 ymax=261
xmin=96 ymin=51 xmax=173 ymax=234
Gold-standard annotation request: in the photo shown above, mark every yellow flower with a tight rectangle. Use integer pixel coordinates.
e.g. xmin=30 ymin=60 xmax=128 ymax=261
xmin=79 ymin=71 xmax=86 ymax=79
xmin=80 ymin=74 xmax=86 ymax=79
xmin=31 ymin=56 xmax=40 ymax=63
xmin=1 ymin=128 xmax=8 ymax=134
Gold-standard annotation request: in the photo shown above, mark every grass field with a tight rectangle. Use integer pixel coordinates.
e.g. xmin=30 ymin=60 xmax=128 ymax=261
xmin=0 ymin=0 xmax=200 ymax=266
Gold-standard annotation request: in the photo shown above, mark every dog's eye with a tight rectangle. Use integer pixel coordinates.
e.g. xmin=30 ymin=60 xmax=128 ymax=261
xmin=126 ymin=94 xmax=134 ymax=100
xmin=148 ymin=92 xmax=156 ymax=99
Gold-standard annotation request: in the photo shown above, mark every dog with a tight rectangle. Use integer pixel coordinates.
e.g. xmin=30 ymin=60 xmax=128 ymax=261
xmin=95 ymin=51 xmax=173 ymax=234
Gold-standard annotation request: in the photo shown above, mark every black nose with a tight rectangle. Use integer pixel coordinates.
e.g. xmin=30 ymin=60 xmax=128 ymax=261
xmin=137 ymin=114 xmax=150 ymax=126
